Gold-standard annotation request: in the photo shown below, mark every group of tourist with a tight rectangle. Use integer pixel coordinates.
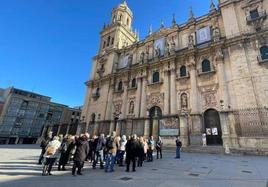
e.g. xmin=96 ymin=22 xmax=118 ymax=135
xmin=38 ymin=131 xmax=182 ymax=176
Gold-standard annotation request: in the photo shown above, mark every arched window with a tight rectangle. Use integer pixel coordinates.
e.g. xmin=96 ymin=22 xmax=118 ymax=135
xmin=131 ymin=78 xmax=136 ymax=88
xmin=260 ymin=46 xmax=268 ymax=60
xmin=107 ymin=36 xmax=111 ymax=46
xmin=103 ymin=41 xmax=106 ymax=49
xmin=111 ymin=38 xmax=114 ymax=45
xmin=152 ymin=71 xmax=160 ymax=83
xmin=91 ymin=113 xmax=96 ymax=123
xmin=126 ymin=18 xmax=129 ymax=26
xmin=180 ymin=66 xmax=187 ymax=77
xmin=202 ymin=59 xmax=211 ymax=72
xmin=119 ymin=14 xmax=122 ymax=21
xmin=118 ymin=81 xmax=123 ymax=91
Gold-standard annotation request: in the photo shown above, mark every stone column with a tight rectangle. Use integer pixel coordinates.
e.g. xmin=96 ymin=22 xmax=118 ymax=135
xmin=144 ymin=117 xmax=150 ymax=138
xmin=135 ymin=77 xmax=142 ymax=117
xmin=188 ymin=58 xmax=202 ymax=145
xmin=105 ymin=84 xmax=114 ymax=121
xmin=121 ymin=81 xmax=129 ymax=118
xmin=216 ymin=49 xmax=229 ymax=110
xmin=163 ymin=70 xmax=170 ymax=115
xmin=227 ymin=112 xmax=239 ymax=148
xmin=219 ymin=111 xmax=231 ymax=154
xmin=140 ymin=77 xmax=147 ymax=118
xmin=116 ymin=120 xmax=121 ymax=136
xmin=179 ymin=115 xmax=189 ymax=147
xmin=170 ymin=69 xmax=177 ymax=115
xmin=109 ymin=121 xmax=115 ymax=135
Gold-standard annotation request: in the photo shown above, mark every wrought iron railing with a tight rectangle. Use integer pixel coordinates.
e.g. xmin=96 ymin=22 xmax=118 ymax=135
xmin=233 ymin=107 xmax=268 ymax=137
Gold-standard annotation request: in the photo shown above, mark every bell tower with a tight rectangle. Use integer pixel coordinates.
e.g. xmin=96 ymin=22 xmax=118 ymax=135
xmin=99 ymin=0 xmax=137 ymax=53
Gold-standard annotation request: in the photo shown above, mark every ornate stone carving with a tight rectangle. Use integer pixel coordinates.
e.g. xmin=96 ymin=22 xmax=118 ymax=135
xmin=203 ymin=92 xmax=217 ymax=108
xmin=188 ymin=34 xmax=194 ymax=49
xmin=146 ymin=92 xmax=164 ymax=110
xmin=199 ymin=84 xmax=219 ymax=109
xmin=128 ymin=55 xmax=133 ymax=65
xmin=212 ymin=27 xmax=220 ymax=42
xmin=129 ymin=101 xmax=135 ymax=114
xmin=215 ymin=48 xmax=224 ymax=62
xmin=113 ymin=100 xmax=122 ymax=116
xmin=145 ymin=46 xmax=150 ymax=61
xmin=140 ymin=51 xmax=145 ymax=63
xmin=154 ymin=46 xmax=161 ymax=58
xmin=181 ymin=93 xmax=188 ymax=109
xmin=165 ymin=41 xmax=170 ymax=56
xmin=170 ymin=37 xmax=176 ymax=54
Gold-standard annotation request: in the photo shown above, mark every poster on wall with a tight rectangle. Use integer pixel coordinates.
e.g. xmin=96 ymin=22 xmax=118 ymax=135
xmin=154 ymin=37 xmax=166 ymax=57
xmin=118 ymin=55 xmax=129 ymax=69
xmin=159 ymin=117 xmax=179 ymax=136
xmin=196 ymin=26 xmax=211 ymax=44
xmin=206 ymin=128 xmax=212 ymax=135
xmin=212 ymin=127 xmax=218 ymax=135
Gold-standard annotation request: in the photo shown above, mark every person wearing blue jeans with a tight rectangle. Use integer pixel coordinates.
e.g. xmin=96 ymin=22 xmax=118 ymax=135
xmin=175 ymin=137 xmax=182 ymax=159
xmin=104 ymin=132 xmax=118 ymax=172
xmin=105 ymin=153 xmax=116 ymax=172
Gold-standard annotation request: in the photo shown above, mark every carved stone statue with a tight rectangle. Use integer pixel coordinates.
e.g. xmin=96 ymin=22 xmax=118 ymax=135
xmin=129 ymin=101 xmax=134 ymax=114
xmin=170 ymin=39 xmax=176 ymax=53
xmin=128 ymin=55 xmax=133 ymax=65
xmin=140 ymin=52 xmax=145 ymax=63
xmin=181 ymin=93 xmax=188 ymax=109
xmin=145 ymin=46 xmax=150 ymax=61
xmin=188 ymin=34 xmax=194 ymax=49
xmin=215 ymin=48 xmax=224 ymax=61
xmin=165 ymin=41 xmax=170 ymax=56
xmin=155 ymin=46 xmax=161 ymax=58
xmin=212 ymin=27 xmax=220 ymax=42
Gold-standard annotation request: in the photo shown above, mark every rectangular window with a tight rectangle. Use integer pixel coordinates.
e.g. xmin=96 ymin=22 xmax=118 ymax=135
xmin=250 ymin=9 xmax=259 ymax=20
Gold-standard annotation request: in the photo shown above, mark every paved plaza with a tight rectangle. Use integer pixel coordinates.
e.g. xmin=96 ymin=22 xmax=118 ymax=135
xmin=0 ymin=145 xmax=267 ymax=187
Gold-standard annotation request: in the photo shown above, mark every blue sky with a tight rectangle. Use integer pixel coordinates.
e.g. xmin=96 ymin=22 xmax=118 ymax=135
xmin=0 ymin=0 xmax=217 ymax=107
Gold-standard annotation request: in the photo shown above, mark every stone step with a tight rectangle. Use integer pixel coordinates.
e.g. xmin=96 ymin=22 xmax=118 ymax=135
xmin=163 ymin=145 xmax=225 ymax=154
xmin=182 ymin=145 xmax=225 ymax=155
xmin=230 ymin=148 xmax=268 ymax=156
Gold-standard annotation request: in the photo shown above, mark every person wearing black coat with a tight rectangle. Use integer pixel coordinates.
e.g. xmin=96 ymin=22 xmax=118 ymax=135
xmin=58 ymin=136 xmax=75 ymax=171
xmin=137 ymin=137 xmax=145 ymax=167
xmin=175 ymin=137 xmax=182 ymax=159
xmin=87 ymin=137 xmax=95 ymax=163
xmin=125 ymin=134 xmax=139 ymax=172
xmin=93 ymin=134 xmax=106 ymax=169
xmin=156 ymin=136 xmax=163 ymax=159
xmin=72 ymin=135 xmax=89 ymax=176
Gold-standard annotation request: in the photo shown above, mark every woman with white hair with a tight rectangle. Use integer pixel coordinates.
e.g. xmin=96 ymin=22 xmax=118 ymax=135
xmin=42 ymin=136 xmax=61 ymax=176
xmin=118 ymin=135 xmax=127 ymax=166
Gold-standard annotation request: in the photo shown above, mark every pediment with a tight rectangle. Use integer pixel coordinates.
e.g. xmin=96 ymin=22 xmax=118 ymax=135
xmin=144 ymin=27 xmax=177 ymax=42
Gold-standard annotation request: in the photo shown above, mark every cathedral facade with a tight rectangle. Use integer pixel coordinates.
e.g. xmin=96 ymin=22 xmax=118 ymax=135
xmin=82 ymin=0 xmax=268 ymax=152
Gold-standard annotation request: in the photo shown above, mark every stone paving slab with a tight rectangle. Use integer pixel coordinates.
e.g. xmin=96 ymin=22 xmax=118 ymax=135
xmin=0 ymin=145 xmax=267 ymax=187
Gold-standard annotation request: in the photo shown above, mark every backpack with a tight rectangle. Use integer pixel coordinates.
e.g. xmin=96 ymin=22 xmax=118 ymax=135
xmin=106 ymin=138 xmax=114 ymax=150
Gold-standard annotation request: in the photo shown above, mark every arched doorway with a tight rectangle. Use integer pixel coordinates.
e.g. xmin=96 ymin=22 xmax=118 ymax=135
xmin=204 ymin=109 xmax=223 ymax=145
xmin=149 ymin=106 xmax=162 ymax=137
